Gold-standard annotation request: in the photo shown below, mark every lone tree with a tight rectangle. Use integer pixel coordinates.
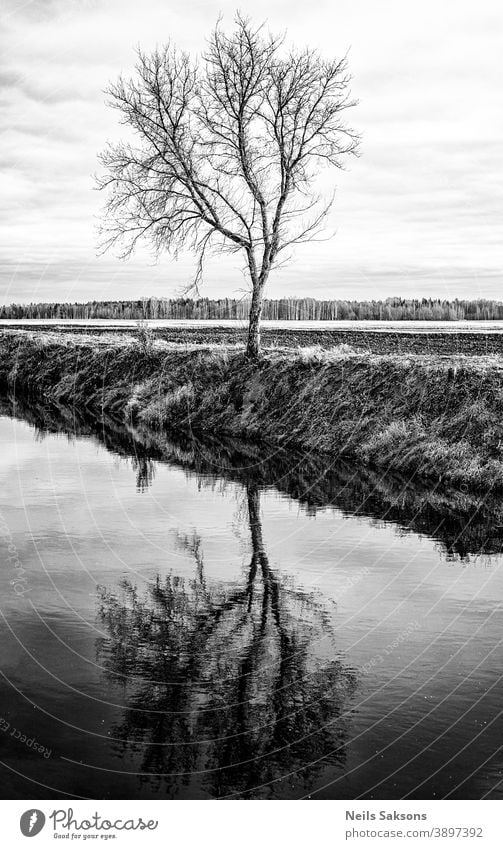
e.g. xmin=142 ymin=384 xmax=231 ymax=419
xmin=98 ymin=15 xmax=359 ymax=358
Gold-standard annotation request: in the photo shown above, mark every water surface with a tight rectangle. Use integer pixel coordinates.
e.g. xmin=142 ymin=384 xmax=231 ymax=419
xmin=0 ymin=396 xmax=502 ymax=799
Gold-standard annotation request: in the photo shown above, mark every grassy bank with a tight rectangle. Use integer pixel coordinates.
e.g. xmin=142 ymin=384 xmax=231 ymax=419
xmin=1 ymin=329 xmax=503 ymax=490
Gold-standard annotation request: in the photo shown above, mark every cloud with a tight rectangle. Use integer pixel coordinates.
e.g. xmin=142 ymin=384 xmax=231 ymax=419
xmin=0 ymin=0 xmax=501 ymax=303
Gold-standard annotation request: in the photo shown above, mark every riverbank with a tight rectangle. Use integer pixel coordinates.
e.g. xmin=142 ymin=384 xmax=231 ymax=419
xmin=1 ymin=329 xmax=503 ymax=490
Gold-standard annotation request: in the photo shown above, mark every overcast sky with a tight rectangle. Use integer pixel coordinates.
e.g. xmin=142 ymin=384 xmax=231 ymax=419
xmin=0 ymin=0 xmax=501 ymax=304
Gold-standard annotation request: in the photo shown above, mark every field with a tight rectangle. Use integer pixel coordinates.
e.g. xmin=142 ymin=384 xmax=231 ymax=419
xmin=3 ymin=318 xmax=503 ymax=355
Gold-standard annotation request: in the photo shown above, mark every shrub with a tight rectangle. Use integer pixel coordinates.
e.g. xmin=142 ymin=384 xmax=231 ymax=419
xmin=135 ymin=320 xmax=155 ymax=357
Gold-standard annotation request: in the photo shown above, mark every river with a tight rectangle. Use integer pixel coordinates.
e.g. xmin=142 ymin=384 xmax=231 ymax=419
xmin=0 ymin=395 xmax=502 ymax=800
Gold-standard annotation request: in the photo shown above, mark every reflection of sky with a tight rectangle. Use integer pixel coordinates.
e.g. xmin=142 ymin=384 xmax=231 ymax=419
xmin=1 ymin=0 xmax=502 ymax=303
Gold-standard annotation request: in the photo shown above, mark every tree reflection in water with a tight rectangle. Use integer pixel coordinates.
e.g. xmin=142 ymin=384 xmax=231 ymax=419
xmin=96 ymin=484 xmax=358 ymax=798
xmin=4 ymin=393 xmax=503 ymax=561
xmin=4 ymin=392 xmax=502 ymax=797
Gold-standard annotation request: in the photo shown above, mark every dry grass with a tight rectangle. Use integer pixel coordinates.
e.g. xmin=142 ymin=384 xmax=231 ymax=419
xmin=2 ymin=329 xmax=503 ymax=490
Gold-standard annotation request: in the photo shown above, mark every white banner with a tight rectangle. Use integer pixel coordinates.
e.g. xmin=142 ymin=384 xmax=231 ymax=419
xmin=1 ymin=800 xmax=500 ymax=849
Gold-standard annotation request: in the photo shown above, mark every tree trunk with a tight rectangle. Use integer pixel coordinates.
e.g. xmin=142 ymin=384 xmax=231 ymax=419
xmin=246 ymin=276 xmax=267 ymax=359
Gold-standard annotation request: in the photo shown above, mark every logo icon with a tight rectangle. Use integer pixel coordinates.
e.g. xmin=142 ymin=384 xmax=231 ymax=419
xmin=20 ymin=810 xmax=46 ymax=837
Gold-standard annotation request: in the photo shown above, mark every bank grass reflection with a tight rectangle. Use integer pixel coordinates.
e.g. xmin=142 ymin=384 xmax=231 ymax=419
xmin=2 ymin=392 xmax=502 ymax=562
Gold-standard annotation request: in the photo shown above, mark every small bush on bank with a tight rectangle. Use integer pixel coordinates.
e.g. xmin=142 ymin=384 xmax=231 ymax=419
xmin=134 ymin=320 xmax=156 ymax=357
xmin=359 ymin=418 xmax=426 ymax=464
xmin=140 ymin=383 xmax=196 ymax=428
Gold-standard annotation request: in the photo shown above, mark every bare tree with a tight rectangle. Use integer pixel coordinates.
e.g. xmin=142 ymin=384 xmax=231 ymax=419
xmin=98 ymin=15 xmax=359 ymax=358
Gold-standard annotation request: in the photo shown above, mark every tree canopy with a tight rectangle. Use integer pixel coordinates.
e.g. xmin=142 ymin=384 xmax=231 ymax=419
xmin=98 ymin=15 xmax=359 ymax=355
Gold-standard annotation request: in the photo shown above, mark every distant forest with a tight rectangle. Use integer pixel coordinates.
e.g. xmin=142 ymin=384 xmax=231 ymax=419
xmin=1 ymin=297 xmax=503 ymax=321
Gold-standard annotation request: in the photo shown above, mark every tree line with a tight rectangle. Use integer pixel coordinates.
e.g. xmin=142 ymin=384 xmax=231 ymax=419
xmin=1 ymin=296 xmax=503 ymax=321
